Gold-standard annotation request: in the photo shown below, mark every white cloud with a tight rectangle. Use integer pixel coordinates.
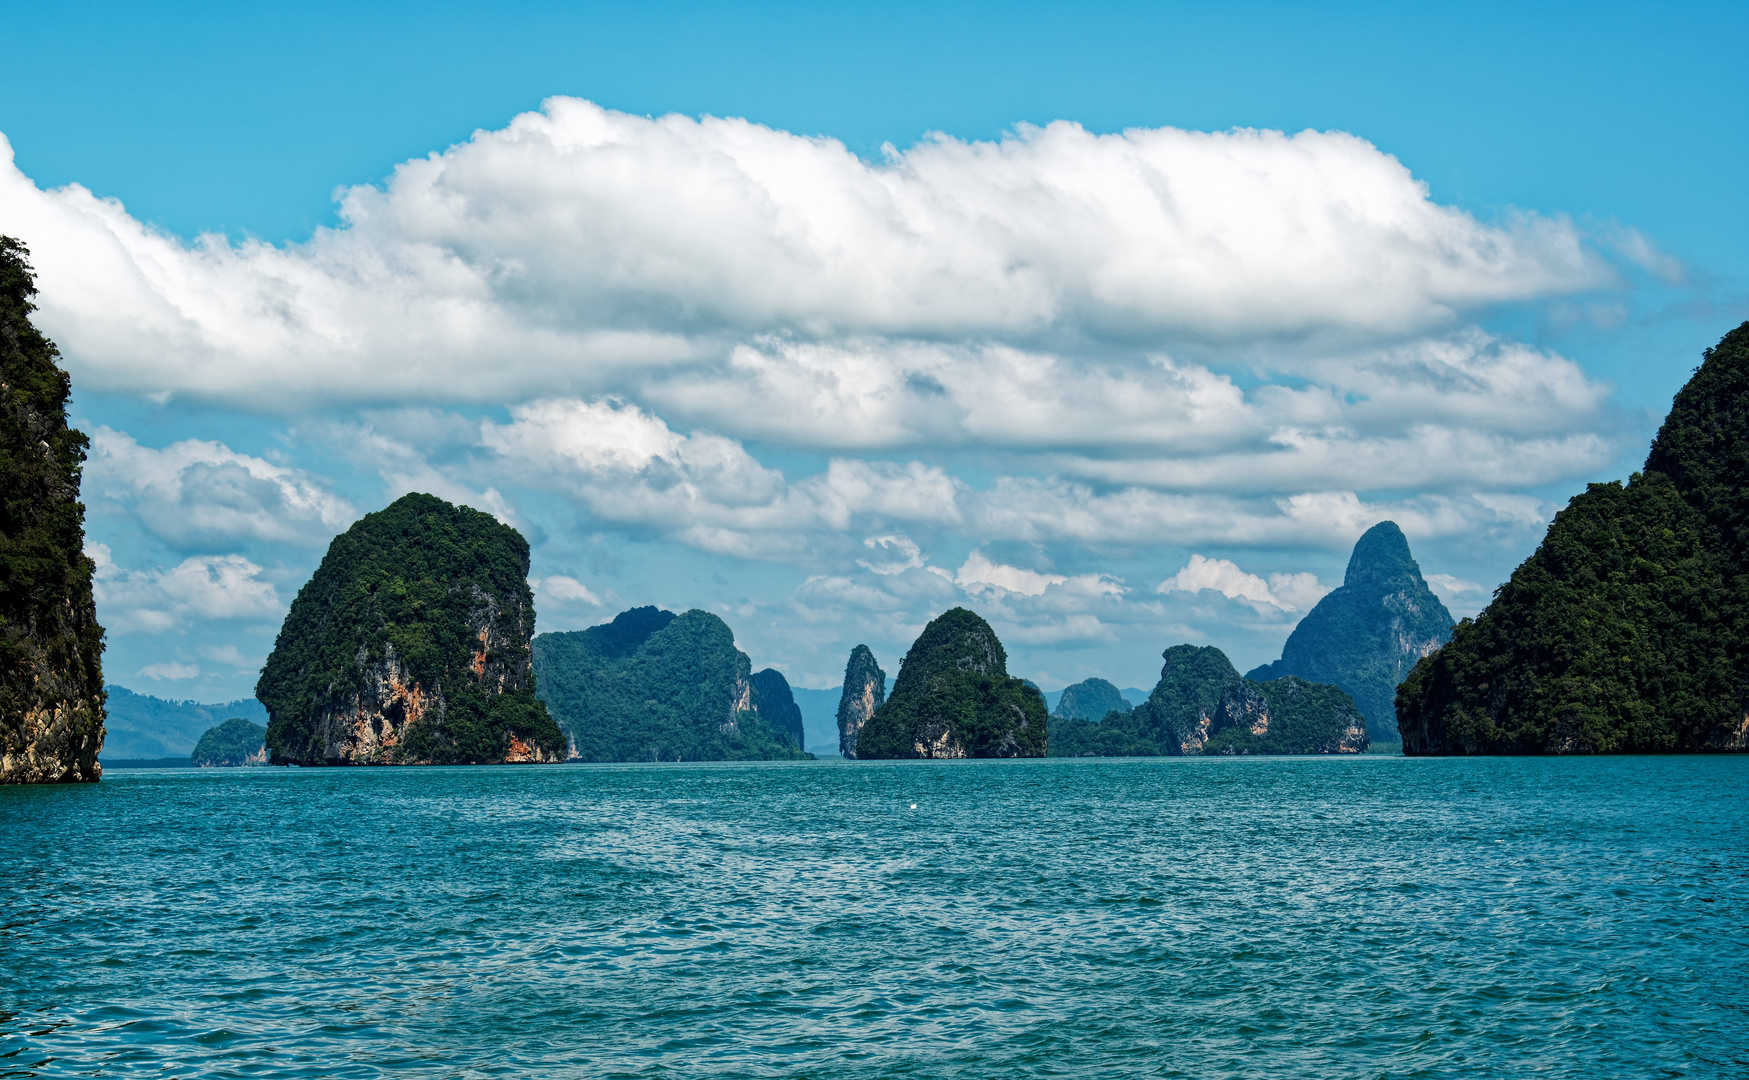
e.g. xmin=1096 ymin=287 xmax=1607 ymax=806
xmin=1159 ymin=555 xmax=1329 ymax=613
xmin=1425 ymin=573 xmax=1485 ymax=601
xmin=138 ymin=661 xmax=199 ymax=681
xmin=858 ymin=535 xmax=925 ymax=576
xmin=955 ymin=551 xmax=1068 ymax=597
xmin=1 ymin=101 xmax=1604 ymax=408
xmin=90 ymin=548 xmax=282 ymax=634
xmin=533 ymin=575 xmax=604 ymax=606
xmin=85 ymin=427 xmax=354 ymax=548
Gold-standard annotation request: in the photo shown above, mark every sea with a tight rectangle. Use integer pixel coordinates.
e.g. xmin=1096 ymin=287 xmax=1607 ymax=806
xmin=3 ymin=756 xmax=1745 ymax=1078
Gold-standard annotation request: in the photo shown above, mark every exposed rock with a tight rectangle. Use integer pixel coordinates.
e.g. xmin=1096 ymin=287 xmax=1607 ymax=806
xmin=258 ymin=493 xmax=566 ymax=765
xmin=835 ymin=644 xmax=886 ymax=758
xmin=1247 ymin=521 xmax=1453 ymax=741
xmin=0 ymin=238 xmax=105 ymax=784
xmin=854 ymin=608 xmax=1047 ymax=759
xmin=533 ymin=606 xmax=809 ymax=761
xmin=1399 ymin=322 xmax=1749 ymax=754
xmin=1053 ymin=677 xmax=1132 ymax=721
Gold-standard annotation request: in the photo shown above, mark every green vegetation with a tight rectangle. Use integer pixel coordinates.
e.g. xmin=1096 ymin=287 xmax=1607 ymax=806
xmin=191 ymin=718 xmax=267 ymax=767
xmin=1053 ymin=678 xmax=1130 ymax=721
xmin=1247 ymin=521 xmax=1452 ymax=740
xmin=1050 ymin=644 xmax=1367 ymax=756
xmin=855 ymin=608 xmax=1047 ymax=758
xmin=1398 ymin=322 xmax=1749 ymax=755
xmin=0 ymin=238 xmax=105 ymax=784
xmin=533 ymin=607 xmax=808 ymax=761
xmin=259 ymin=493 xmax=565 ymax=765
xmin=101 ymin=685 xmax=266 ymax=759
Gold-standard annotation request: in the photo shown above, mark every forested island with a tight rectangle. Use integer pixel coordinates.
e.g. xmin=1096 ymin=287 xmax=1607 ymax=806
xmin=1398 ymin=322 xmax=1749 ymax=754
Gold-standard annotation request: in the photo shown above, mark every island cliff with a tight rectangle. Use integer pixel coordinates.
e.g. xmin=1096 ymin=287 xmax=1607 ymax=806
xmin=835 ymin=644 xmax=886 ymax=758
xmin=258 ymin=493 xmax=566 ymax=765
xmin=1053 ymin=678 xmax=1131 ymax=721
xmin=533 ymin=606 xmax=809 ymax=761
xmin=854 ymin=608 xmax=1046 ymax=759
xmin=1050 ymin=645 xmax=1367 ymax=756
xmin=1248 ymin=522 xmax=1453 ymax=742
xmin=0 ymin=238 xmax=105 ymax=784
xmin=191 ymin=718 xmax=268 ymax=767
xmin=1398 ymin=322 xmax=1749 ymax=754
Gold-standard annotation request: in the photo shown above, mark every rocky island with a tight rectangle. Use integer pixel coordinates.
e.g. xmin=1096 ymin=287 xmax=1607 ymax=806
xmin=834 ymin=644 xmax=886 ymax=758
xmin=191 ymin=718 xmax=268 ymax=767
xmin=0 ymin=238 xmax=106 ymax=784
xmin=533 ymin=606 xmax=808 ymax=761
xmin=1248 ymin=521 xmax=1454 ymax=743
xmin=1052 ymin=677 xmax=1132 ymax=722
xmin=854 ymin=608 xmax=1047 ymax=758
xmin=258 ymin=493 xmax=567 ymax=765
xmin=1398 ymin=322 xmax=1749 ymax=754
xmin=1052 ymin=645 xmax=1368 ymax=756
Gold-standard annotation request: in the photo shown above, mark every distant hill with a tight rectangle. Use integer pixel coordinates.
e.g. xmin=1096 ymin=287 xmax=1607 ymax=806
xmin=1400 ymin=322 xmax=1749 ymax=754
xmin=1248 ymin=521 xmax=1453 ymax=741
xmin=102 ymin=685 xmax=267 ymax=760
xmin=191 ymin=718 xmax=268 ymax=767
xmin=533 ymin=606 xmax=808 ymax=761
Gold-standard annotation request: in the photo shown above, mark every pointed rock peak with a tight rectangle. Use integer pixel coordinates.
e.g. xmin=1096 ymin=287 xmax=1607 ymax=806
xmin=1343 ymin=521 xmax=1422 ymax=591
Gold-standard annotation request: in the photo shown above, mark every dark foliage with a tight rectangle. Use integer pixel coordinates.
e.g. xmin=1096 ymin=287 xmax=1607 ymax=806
xmin=191 ymin=717 xmax=267 ymax=767
xmin=1053 ymin=677 xmax=1131 ymax=721
xmin=533 ymin=607 xmax=808 ymax=761
xmin=1398 ymin=322 xmax=1749 ymax=754
xmin=0 ymin=238 xmax=105 ymax=783
xmin=855 ymin=608 xmax=1047 ymax=758
xmin=750 ymin=668 xmax=806 ymax=750
xmin=1248 ymin=522 xmax=1452 ymax=740
xmin=259 ymin=493 xmax=564 ymax=764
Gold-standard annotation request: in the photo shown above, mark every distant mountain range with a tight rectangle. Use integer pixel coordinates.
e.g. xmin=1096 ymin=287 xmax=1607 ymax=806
xmin=102 ymin=685 xmax=266 ymax=761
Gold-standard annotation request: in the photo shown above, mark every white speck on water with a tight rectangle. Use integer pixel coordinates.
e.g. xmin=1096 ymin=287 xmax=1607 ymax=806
xmin=910 ymin=804 xmax=917 ymax=809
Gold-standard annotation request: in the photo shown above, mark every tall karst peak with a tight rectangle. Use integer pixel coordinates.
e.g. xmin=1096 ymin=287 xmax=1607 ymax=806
xmin=0 ymin=238 xmax=106 ymax=784
xmin=1247 ymin=520 xmax=1453 ymax=740
xmin=854 ymin=608 xmax=1047 ymax=759
xmin=1399 ymin=322 xmax=1749 ymax=754
xmin=258 ymin=492 xmax=567 ymax=766
xmin=835 ymin=644 xmax=886 ymax=759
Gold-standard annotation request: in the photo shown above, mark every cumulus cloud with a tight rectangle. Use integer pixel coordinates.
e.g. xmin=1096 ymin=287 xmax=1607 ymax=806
xmin=1 ymin=100 xmax=1605 ymax=408
xmin=139 ymin=660 xmax=200 ymax=681
xmin=1159 ymin=554 xmax=1329 ymax=613
xmin=88 ymin=544 xmax=282 ymax=634
xmin=85 ymin=427 xmax=354 ymax=548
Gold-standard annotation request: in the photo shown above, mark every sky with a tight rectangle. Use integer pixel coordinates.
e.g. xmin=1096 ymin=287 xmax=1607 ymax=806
xmin=1 ymin=0 xmax=1744 ymax=702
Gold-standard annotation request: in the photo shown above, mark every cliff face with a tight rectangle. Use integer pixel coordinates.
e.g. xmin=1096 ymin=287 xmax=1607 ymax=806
xmin=259 ymin=493 xmax=565 ymax=766
xmin=1399 ymin=322 xmax=1749 ymax=755
xmin=854 ymin=608 xmax=1047 ymax=759
xmin=1053 ymin=678 xmax=1131 ymax=721
xmin=533 ymin=606 xmax=808 ymax=761
xmin=0 ymin=239 xmax=105 ymax=785
xmin=1247 ymin=522 xmax=1453 ymax=741
xmin=1049 ymin=645 xmax=1367 ymax=756
xmin=835 ymin=644 xmax=886 ymax=758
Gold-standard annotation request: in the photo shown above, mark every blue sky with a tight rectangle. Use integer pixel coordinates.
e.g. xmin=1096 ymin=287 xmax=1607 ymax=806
xmin=1 ymin=0 xmax=1744 ymax=701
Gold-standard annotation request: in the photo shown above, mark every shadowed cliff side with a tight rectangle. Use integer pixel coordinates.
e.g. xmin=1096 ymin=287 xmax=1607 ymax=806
xmin=259 ymin=493 xmax=565 ymax=765
xmin=835 ymin=645 xmax=886 ymax=758
xmin=1398 ymin=323 xmax=1749 ymax=754
xmin=1247 ymin=522 xmax=1453 ymax=741
xmin=0 ymin=238 xmax=105 ymax=784
xmin=856 ymin=609 xmax=1046 ymax=759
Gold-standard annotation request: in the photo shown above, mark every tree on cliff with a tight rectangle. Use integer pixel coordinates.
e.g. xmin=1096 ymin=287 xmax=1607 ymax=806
xmin=0 ymin=237 xmax=106 ymax=784
xmin=259 ymin=492 xmax=566 ymax=765
xmin=1398 ymin=322 xmax=1749 ymax=754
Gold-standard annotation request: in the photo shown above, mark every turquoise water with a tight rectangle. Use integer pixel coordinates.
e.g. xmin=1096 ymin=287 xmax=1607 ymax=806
xmin=3 ymin=756 xmax=1745 ymax=1078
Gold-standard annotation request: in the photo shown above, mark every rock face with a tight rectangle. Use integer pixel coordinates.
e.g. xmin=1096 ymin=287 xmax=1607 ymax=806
xmin=191 ymin=718 xmax=268 ymax=767
xmin=0 ymin=239 xmax=105 ymax=785
xmin=533 ymin=606 xmax=809 ymax=761
xmin=1399 ymin=322 xmax=1749 ymax=755
xmin=1050 ymin=645 xmax=1367 ymax=756
xmin=259 ymin=493 xmax=566 ymax=766
xmin=1054 ymin=678 xmax=1131 ymax=721
xmin=854 ymin=608 xmax=1047 ymax=759
xmin=835 ymin=644 xmax=886 ymax=758
xmin=1247 ymin=522 xmax=1453 ymax=742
